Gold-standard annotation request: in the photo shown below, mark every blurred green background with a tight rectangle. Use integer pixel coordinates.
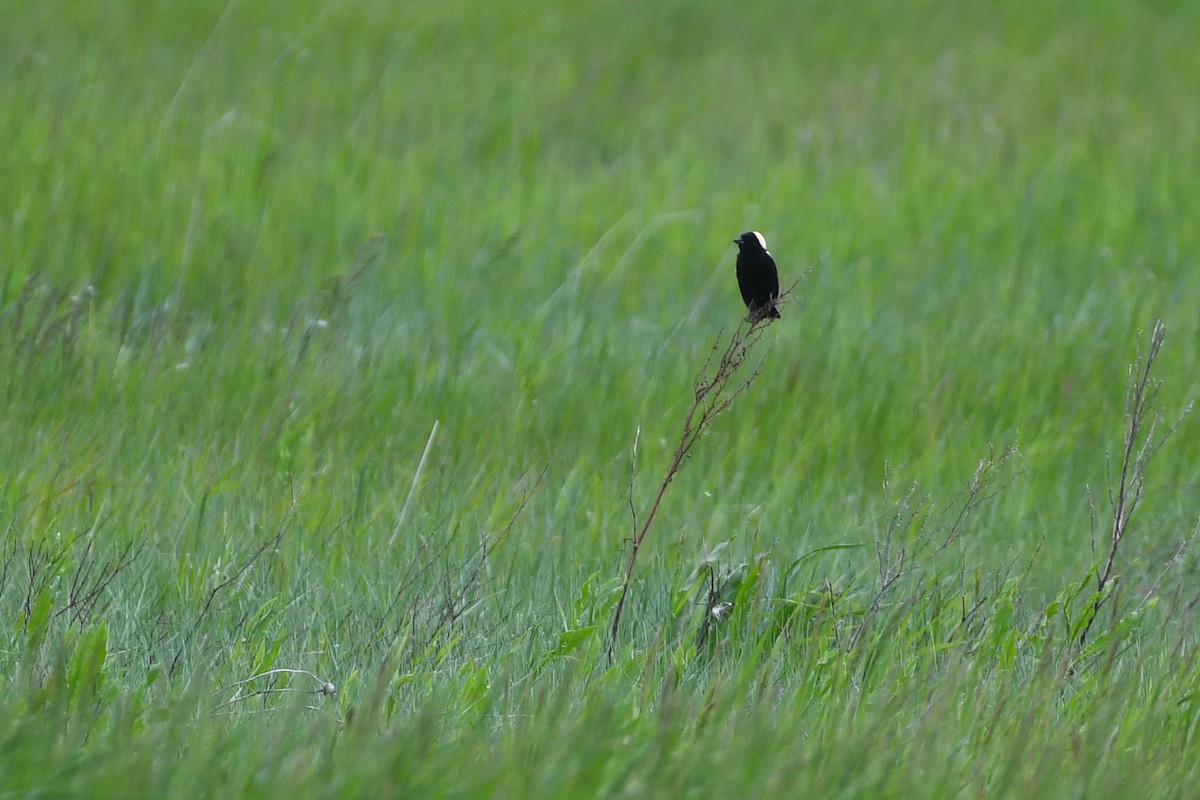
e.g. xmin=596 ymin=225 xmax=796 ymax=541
xmin=2 ymin=0 xmax=1199 ymax=795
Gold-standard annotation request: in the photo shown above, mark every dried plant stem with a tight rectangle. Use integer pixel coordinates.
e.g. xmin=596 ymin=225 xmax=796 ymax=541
xmin=168 ymin=490 xmax=299 ymax=678
xmin=1080 ymin=320 xmax=1192 ymax=645
xmin=606 ymin=284 xmax=798 ymax=664
xmin=849 ymin=442 xmax=1018 ymax=651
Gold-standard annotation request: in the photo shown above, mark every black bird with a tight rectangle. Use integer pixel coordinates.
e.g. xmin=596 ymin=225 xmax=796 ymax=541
xmin=734 ymin=231 xmax=780 ymax=320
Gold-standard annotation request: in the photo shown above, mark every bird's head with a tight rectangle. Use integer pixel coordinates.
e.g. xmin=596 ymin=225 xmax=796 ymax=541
xmin=734 ymin=231 xmax=768 ymax=252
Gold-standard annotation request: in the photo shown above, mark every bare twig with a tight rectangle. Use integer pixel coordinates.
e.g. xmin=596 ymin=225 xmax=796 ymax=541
xmin=1133 ymin=519 xmax=1199 ymax=616
xmin=369 ymin=468 xmax=545 ymax=663
xmin=59 ymin=538 xmax=141 ymax=627
xmin=606 ymin=280 xmax=805 ymax=664
xmin=1080 ymin=321 xmax=1192 ymax=645
xmin=425 ymin=467 xmax=545 ymax=641
xmin=849 ymin=441 xmax=1019 ymax=650
xmin=169 ymin=493 xmax=299 ymax=678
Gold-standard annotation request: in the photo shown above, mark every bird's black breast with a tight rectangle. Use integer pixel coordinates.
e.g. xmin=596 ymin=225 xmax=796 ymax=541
xmin=736 ymin=249 xmax=780 ymax=311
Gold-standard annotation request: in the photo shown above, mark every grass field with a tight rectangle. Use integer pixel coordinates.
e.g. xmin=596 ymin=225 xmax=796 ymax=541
xmin=3 ymin=0 xmax=1200 ymax=796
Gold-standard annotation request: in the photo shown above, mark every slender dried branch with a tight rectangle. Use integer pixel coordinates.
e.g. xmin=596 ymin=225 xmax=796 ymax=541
xmin=1080 ymin=320 xmax=1192 ymax=646
xmin=1133 ymin=520 xmax=1199 ymax=616
xmin=169 ymin=492 xmax=299 ymax=678
xmin=849 ymin=441 xmax=1019 ymax=650
xmin=606 ymin=279 xmax=806 ymax=664
xmin=375 ymin=468 xmax=544 ymax=661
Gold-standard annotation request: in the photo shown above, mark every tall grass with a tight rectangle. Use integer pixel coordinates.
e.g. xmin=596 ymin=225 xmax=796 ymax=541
xmin=2 ymin=0 xmax=1199 ymax=796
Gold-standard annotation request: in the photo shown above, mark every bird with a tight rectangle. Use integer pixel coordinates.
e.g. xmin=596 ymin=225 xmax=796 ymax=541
xmin=733 ymin=231 xmax=780 ymax=321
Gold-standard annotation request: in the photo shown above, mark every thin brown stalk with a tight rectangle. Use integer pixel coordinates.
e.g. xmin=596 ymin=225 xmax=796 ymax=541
xmin=1080 ymin=320 xmax=1192 ymax=646
xmin=606 ymin=279 xmax=805 ymax=664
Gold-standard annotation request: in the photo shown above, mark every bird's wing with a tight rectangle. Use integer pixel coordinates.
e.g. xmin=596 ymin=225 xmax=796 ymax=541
xmin=736 ymin=257 xmax=755 ymax=306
